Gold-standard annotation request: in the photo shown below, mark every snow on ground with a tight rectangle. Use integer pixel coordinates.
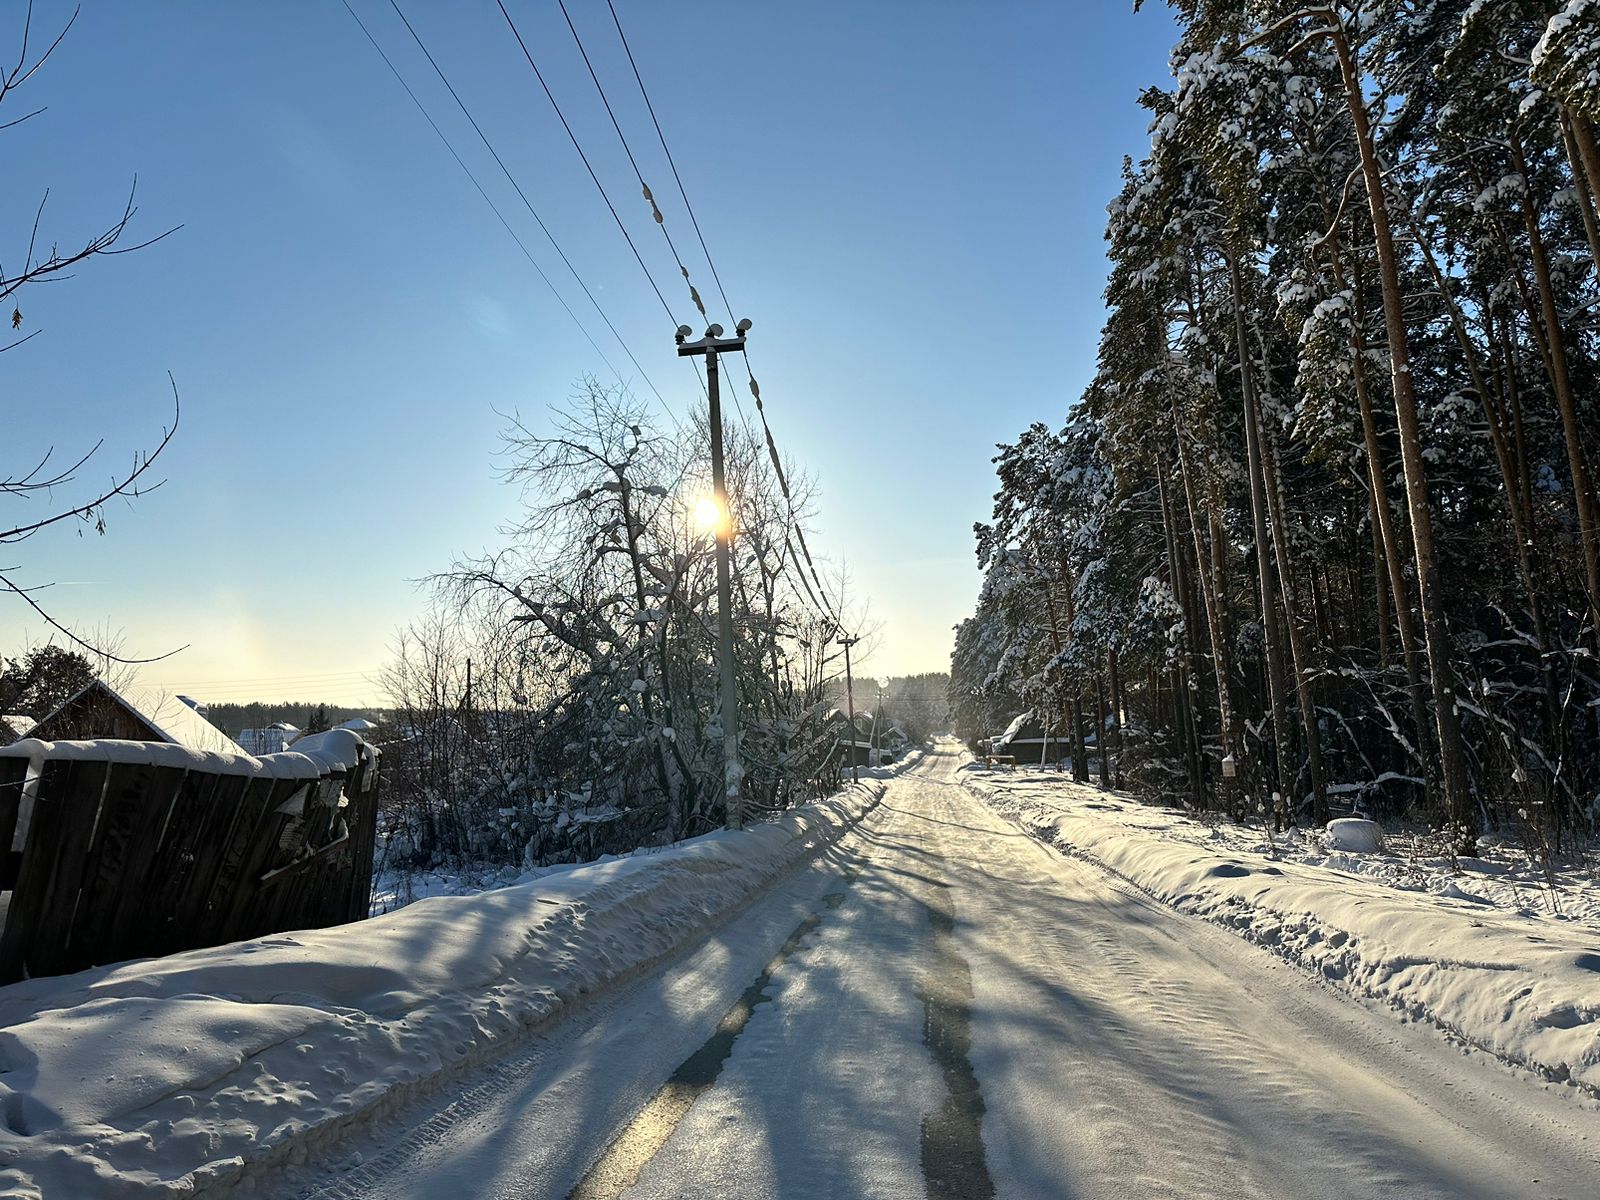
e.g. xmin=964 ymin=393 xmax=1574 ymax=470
xmin=960 ymin=761 xmax=1600 ymax=1095
xmin=293 ymin=743 xmax=1600 ymax=1200
xmin=0 ymin=773 xmax=898 ymax=1199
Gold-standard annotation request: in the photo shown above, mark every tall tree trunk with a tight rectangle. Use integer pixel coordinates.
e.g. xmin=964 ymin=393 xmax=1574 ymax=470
xmin=1108 ymin=644 xmax=1126 ymax=789
xmin=1509 ymin=134 xmax=1600 ymax=643
xmin=1327 ymin=241 xmax=1435 ymax=796
xmin=1158 ymin=454 xmax=1203 ymax=812
xmin=1329 ymin=24 xmax=1473 ymax=844
xmin=1055 ymin=578 xmax=1090 ymax=783
xmin=619 ymin=478 xmax=685 ymax=836
xmin=1040 ymin=562 xmax=1076 ymax=777
xmin=1413 ymin=224 xmax=1563 ymax=752
xmin=1370 ymin=494 xmax=1392 ymax=665
xmin=1256 ymin=408 xmax=1330 ymax=824
xmin=1230 ymin=254 xmax=1296 ymax=828
xmin=1562 ymin=108 xmax=1600 ymax=276
xmin=1070 ymin=696 xmax=1089 ymax=783
xmin=1095 ymin=668 xmax=1111 ymax=787
xmin=1171 ymin=390 xmax=1241 ymax=812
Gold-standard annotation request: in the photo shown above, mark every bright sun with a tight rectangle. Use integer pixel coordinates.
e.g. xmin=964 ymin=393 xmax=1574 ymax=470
xmin=693 ymin=496 xmax=724 ymax=531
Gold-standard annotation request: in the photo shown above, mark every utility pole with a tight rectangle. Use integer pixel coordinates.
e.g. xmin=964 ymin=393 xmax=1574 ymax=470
xmin=677 ymin=320 xmax=752 ymax=830
xmin=837 ymin=634 xmax=860 ymax=785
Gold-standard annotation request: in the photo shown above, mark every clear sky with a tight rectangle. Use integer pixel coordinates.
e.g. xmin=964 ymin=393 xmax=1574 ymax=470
xmin=3 ymin=1 xmax=1177 ymax=706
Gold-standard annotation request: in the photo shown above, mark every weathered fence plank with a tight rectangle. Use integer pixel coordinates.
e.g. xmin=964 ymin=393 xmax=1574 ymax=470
xmin=98 ymin=763 xmax=189 ymax=967
xmin=29 ymin=759 xmax=112 ymax=979
xmin=166 ymin=771 xmax=252 ymax=951
xmin=345 ymin=756 xmax=380 ymax=921
xmin=0 ymin=755 xmax=28 ymax=892
xmin=68 ymin=758 xmax=160 ymax=966
xmin=143 ymin=768 xmax=239 ymax=959
xmin=194 ymin=773 xmax=282 ymax=947
xmin=0 ymin=736 xmax=380 ymax=982
xmin=0 ymin=759 xmax=93 ymax=982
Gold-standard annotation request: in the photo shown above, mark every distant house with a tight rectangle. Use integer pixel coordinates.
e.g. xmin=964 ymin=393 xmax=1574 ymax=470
xmin=873 ymin=717 xmax=910 ymax=751
xmin=989 ymin=711 xmax=1071 ymax=764
xmin=236 ymin=721 xmax=301 ymax=756
xmin=26 ymin=681 xmax=245 ymax=756
xmin=825 ymin=707 xmax=875 ymax=768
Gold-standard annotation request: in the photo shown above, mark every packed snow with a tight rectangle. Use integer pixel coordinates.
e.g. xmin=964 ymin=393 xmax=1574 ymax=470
xmin=0 ymin=776 xmax=888 ymax=1198
xmin=283 ymin=744 xmax=1600 ymax=1200
xmin=961 ymin=761 xmax=1600 ymax=1093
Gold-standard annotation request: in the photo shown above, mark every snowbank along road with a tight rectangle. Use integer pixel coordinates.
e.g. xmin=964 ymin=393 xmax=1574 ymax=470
xmin=290 ymin=743 xmax=1599 ymax=1200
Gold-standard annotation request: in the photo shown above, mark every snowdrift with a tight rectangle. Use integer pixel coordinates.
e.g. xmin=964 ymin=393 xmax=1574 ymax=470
xmin=962 ymin=768 xmax=1600 ymax=1095
xmin=0 ymin=780 xmax=886 ymax=1198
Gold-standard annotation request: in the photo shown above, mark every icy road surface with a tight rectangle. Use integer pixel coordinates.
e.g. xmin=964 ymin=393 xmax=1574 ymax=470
xmin=294 ymin=745 xmax=1598 ymax=1200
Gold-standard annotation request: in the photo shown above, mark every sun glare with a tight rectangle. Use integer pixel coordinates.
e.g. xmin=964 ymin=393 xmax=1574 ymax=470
xmin=693 ymin=496 xmax=724 ymax=532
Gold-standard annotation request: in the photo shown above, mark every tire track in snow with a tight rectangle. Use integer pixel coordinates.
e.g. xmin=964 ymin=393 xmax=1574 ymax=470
xmin=564 ymin=883 xmax=854 ymax=1200
xmin=917 ymin=868 xmax=996 ymax=1200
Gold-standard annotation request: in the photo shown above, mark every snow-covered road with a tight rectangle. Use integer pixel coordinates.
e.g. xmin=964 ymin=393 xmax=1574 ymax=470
xmin=289 ymin=745 xmax=1598 ymax=1200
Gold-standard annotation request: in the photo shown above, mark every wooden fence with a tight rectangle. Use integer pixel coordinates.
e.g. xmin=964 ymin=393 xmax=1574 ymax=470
xmin=0 ymin=733 xmax=379 ymax=983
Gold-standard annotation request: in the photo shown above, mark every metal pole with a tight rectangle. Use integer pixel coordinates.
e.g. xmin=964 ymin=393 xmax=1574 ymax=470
xmin=839 ymin=635 xmax=859 ymax=785
xmin=706 ymin=348 xmax=743 ymax=830
xmin=678 ymin=321 xmax=751 ymax=831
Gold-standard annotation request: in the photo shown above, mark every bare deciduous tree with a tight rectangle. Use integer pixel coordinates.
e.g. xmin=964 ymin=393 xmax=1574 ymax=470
xmin=1 ymin=1 xmax=182 ymax=667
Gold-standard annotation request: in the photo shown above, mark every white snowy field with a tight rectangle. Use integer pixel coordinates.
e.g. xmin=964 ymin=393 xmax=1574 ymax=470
xmin=0 ymin=774 xmax=892 ymax=1199
xmin=961 ymin=761 xmax=1600 ymax=1095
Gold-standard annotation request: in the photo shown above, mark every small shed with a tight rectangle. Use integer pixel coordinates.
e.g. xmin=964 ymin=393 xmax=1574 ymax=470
xmin=875 ymin=718 xmax=910 ymax=752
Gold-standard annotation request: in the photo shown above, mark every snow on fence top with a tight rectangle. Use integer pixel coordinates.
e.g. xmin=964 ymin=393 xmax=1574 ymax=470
xmin=0 ymin=731 xmax=380 ymax=984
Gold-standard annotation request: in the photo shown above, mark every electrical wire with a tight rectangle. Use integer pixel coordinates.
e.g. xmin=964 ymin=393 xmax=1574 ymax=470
xmin=592 ymin=1 xmax=837 ymax=621
xmin=556 ymin=0 xmax=706 ymax=327
xmin=551 ymin=0 xmax=741 ymax=427
xmin=340 ymin=0 xmax=628 ymax=393
xmin=493 ymin=0 xmax=680 ymax=329
xmin=378 ymin=0 xmax=676 ymax=420
xmin=602 ymin=0 xmax=735 ymax=323
xmin=164 ymin=672 xmax=377 ymax=691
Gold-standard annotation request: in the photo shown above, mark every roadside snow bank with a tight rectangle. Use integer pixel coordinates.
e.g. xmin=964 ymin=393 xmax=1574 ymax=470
xmin=961 ymin=766 xmax=1600 ymax=1095
xmin=0 ymin=780 xmax=885 ymax=1198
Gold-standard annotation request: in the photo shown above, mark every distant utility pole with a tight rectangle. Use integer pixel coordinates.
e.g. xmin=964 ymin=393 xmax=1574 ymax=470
xmin=838 ymin=634 xmax=860 ymax=785
xmin=677 ymin=319 xmax=752 ymax=830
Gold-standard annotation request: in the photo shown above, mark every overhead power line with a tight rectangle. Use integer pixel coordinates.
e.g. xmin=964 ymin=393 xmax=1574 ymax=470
xmin=160 ymin=673 xmax=380 ymax=692
xmin=556 ymin=0 xmax=706 ymax=325
xmin=339 ymin=0 xmax=628 ymax=392
xmin=601 ymin=0 xmax=735 ymax=323
xmin=374 ymin=0 xmax=675 ymax=418
xmin=493 ymin=0 xmax=680 ymax=329
xmin=169 ymin=670 xmax=378 ymax=685
xmin=548 ymin=0 xmax=732 ymax=422
xmin=595 ymin=1 xmax=837 ymax=622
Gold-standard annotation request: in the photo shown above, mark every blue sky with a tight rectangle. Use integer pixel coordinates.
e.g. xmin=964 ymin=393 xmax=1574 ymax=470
xmin=3 ymin=1 xmax=1177 ymax=705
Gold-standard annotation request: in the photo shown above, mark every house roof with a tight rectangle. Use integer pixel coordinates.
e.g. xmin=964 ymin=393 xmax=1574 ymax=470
xmin=121 ymin=684 xmax=245 ymax=755
xmin=41 ymin=680 xmax=246 ymax=757
xmin=994 ymin=711 xmax=1049 ymax=749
